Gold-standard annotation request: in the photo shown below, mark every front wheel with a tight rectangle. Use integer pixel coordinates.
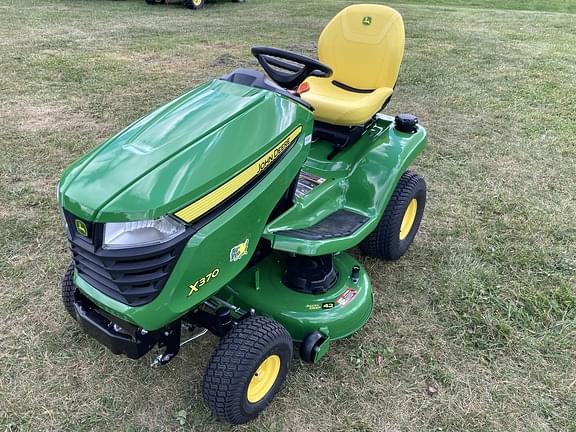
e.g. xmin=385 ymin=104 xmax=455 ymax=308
xmin=360 ymin=171 xmax=426 ymax=260
xmin=183 ymin=0 xmax=205 ymax=9
xmin=202 ymin=315 xmax=293 ymax=424
xmin=62 ymin=262 xmax=77 ymax=320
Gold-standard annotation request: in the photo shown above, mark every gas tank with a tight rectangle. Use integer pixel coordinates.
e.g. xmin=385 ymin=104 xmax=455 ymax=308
xmin=59 ymin=79 xmax=313 ymax=222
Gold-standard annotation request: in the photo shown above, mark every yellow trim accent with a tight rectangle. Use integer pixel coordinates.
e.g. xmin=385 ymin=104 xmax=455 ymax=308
xmin=174 ymin=126 xmax=302 ymax=223
xmin=247 ymin=355 xmax=281 ymax=403
xmin=399 ymin=198 xmax=417 ymax=240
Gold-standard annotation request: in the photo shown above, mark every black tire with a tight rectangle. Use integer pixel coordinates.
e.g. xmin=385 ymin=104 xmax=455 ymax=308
xmin=299 ymin=331 xmax=324 ymax=363
xmin=183 ymin=0 xmax=205 ymax=9
xmin=203 ymin=316 xmax=293 ymax=424
xmin=62 ymin=262 xmax=77 ymax=320
xmin=360 ymin=171 xmax=426 ymax=260
xmin=145 ymin=0 xmax=166 ymax=4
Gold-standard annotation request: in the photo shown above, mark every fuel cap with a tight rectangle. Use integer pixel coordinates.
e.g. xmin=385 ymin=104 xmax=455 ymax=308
xmin=394 ymin=113 xmax=419 ymax=133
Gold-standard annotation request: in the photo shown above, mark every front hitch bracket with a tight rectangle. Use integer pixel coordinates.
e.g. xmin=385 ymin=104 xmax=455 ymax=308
xmin=150 ymin=321 xmax=182 ymax=367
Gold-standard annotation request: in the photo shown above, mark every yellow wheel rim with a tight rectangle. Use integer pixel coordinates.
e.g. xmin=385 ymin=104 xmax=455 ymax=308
xmin=192 ymin=0 xmax=202 ymax=5
xmin=247 ymin=355 xmax=281 ymax=403
xmin=399 ymin=198 xmax=418 ymax=240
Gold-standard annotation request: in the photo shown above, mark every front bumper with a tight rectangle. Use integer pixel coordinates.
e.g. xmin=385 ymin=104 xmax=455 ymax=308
xmin=73 ymin=290 xmax=157 ymax=359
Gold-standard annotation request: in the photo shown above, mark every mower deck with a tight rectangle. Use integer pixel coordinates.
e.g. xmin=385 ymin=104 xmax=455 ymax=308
xmin=218 ymin=251 xmax=373 ymax=343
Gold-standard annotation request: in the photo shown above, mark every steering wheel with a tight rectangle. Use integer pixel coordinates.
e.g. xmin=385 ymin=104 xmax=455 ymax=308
xmin=251 ymin=46 xmax=332 ymax=89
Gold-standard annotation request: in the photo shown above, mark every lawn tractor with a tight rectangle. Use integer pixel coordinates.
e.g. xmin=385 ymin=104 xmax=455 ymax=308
xmin=145 ymin=0 xmax=244 ymax=10
xmin=57 ymin=4 xmax=427 ymax=424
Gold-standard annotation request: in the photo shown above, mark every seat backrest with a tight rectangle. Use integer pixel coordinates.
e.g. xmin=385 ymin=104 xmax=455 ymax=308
xmin=318 ymin=4 xmax=405 ymax=90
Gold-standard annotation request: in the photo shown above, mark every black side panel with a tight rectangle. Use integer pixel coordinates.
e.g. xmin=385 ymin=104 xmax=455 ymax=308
xmin=276 ymin=209 xmax=369 ymax=240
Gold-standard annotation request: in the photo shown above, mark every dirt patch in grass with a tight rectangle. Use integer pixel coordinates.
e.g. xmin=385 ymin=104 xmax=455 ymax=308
xmin=15 ymin=102 xmax=104 ymax=132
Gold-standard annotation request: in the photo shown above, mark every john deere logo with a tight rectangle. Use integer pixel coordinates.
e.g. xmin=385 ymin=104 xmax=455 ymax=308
xmin=362 ymin=16 xmax=372 ymax=26
xmin=75 ymin=219 xmax=88 ymax=237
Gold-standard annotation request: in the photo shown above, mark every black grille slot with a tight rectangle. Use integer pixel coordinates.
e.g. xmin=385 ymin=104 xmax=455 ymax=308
xmin=66 ymin=217 xmax=191 ymax=306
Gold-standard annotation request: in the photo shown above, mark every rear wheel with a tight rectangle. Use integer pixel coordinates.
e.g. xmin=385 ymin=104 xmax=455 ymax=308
xmin=202 ymin=315 xmax=293 ymax=424
xmin=145 ymin=0 xmax=166 ymax=4
xmin=62 ymin=262 xmax=77 ymax=320
xmin=183 ymin=0 xmax=205 ymax=9
xmin=360 ymin=171 xmax=426 ymax=260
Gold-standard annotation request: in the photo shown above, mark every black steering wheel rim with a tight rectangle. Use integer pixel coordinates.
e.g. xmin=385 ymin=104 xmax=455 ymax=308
xmin=251 ymin=46 xmax=332 ymax=89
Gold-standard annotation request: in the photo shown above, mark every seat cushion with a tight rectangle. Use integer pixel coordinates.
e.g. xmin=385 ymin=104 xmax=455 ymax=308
xmin=301 ymin=77 xmax=393 ymax=126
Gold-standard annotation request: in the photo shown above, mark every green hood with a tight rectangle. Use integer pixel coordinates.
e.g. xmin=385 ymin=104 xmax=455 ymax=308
xmin=59 ymin=79 xmax=308 ymax=222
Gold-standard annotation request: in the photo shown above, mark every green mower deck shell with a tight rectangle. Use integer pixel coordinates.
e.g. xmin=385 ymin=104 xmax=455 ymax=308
xmin=58 ymin=79 xmax=312 ymax=223
xmin=263 ymin=115 xmax=427 ymax=255
xmin=217 ymin=252 xmax=373 ymax=342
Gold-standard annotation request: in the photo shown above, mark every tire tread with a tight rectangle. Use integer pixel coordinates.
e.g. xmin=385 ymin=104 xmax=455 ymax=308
xmin=202 ymin=316 xmax=292 ymax=424
xmin=62 ymin=262 xmax=77 ymax=320
xmin=360 ymin=171 xmax=426 ymax=260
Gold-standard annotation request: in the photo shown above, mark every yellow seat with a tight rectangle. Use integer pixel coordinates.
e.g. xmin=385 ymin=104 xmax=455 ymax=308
xmin=301 ymin=4 xmax=405 ymax=126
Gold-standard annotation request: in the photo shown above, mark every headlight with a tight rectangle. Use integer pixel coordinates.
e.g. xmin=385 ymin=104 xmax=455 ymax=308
xmin=103 ymin=216 xmax=185 ymax=250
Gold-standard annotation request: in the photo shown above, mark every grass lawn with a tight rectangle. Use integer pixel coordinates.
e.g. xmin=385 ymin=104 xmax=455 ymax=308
xmin=0 ymin=0 xmax=574 ymax=431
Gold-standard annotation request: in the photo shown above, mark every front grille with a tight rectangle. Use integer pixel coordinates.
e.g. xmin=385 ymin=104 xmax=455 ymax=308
xmin=65 ymin=211 xmax=191 ymax=306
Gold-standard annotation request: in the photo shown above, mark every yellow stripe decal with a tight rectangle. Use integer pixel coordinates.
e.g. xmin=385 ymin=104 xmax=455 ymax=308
xmin=174 ymin=125 xmax=303 ymax=223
